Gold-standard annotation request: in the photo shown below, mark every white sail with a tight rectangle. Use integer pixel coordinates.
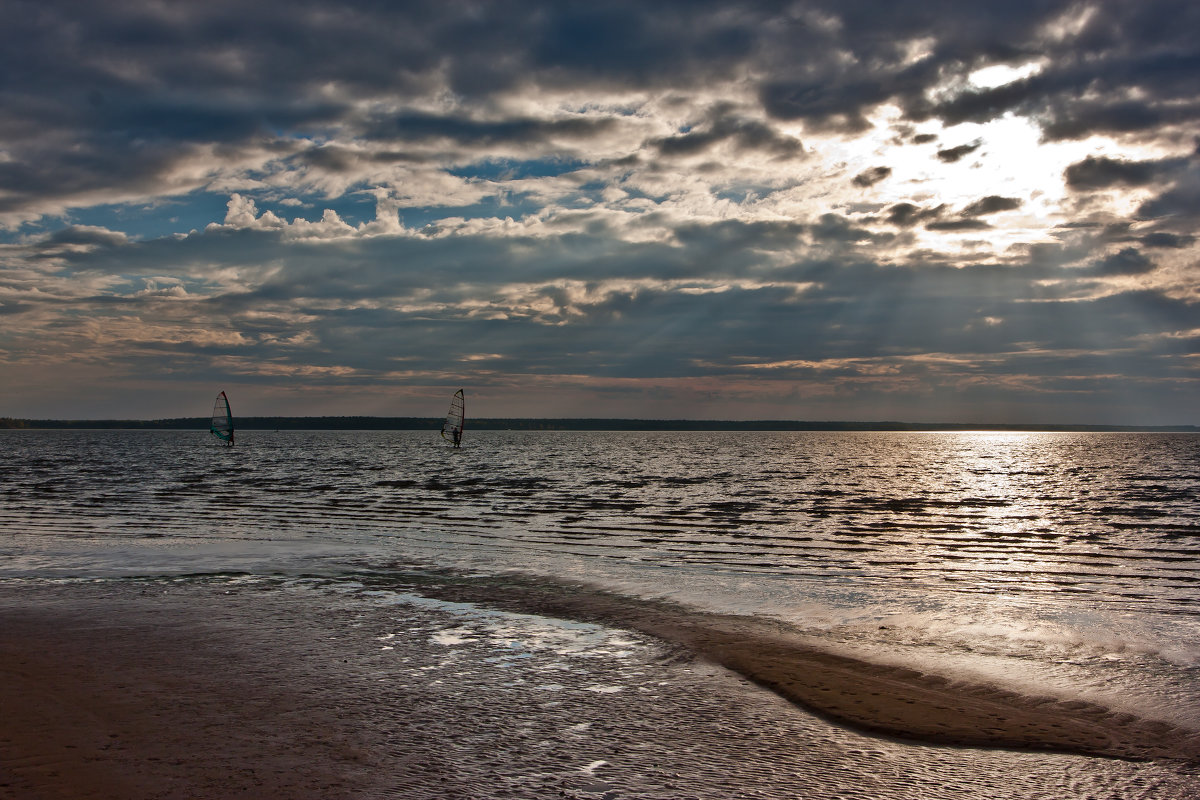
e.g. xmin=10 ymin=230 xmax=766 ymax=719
xmin=440 ymin=389 xmax=465 ymax=447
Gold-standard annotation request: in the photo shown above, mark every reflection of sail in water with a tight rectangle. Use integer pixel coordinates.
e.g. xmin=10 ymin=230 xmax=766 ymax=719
xmin=210 ymin=390 xmax=235 ymax=446
xmin=441 ymin=389 xmax=464 ymax=448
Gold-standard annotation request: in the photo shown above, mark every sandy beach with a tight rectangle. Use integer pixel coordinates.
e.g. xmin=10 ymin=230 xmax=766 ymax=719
xmin=2 ymin=577 xmax=1198 ymax=799
xmin=401 ymin=572 xmax=1200 ymax=763
xmin=0 ymin=585 xmax=381 ymax=799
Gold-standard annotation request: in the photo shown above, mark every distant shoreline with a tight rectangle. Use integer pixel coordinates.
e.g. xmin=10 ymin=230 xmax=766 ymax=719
xmin=1 ymin=416 xmax=1197 ymax=432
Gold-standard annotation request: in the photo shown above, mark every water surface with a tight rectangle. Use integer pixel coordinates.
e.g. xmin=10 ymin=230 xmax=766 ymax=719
xmin=3 ymin=429 xmax=1198 ymax=797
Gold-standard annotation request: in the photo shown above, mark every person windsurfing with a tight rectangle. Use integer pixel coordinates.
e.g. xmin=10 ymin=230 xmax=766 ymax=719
xmin=441 ymin=389 xmax=465 ymax=449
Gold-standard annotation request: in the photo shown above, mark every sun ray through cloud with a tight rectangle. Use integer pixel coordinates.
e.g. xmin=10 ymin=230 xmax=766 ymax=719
xmin=0 ymin=0 xmax=1196 ymax=424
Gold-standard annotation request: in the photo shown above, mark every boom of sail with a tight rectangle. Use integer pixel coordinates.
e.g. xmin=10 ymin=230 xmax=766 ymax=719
xmin=210 ymin=390 xmax=235 ymax=446
xmin=441 ymin=389 xmax=465 ymax=448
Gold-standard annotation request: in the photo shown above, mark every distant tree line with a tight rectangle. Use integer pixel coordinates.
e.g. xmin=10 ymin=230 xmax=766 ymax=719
xmin=1 ymin=416 xmax=1196 ymax=432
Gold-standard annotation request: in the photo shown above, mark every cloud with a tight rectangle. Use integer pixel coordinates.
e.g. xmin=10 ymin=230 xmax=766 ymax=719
xmin=1135 ymin=167 xmax=1200 ymax=220
xmin=650 ymin=109 xmax=804 ymax=159
xmin=852 ymin=166 xmax=891 ymax=187
xmin=34 ymin=225 xmax=130 ymax=251
xmin=884 ymin=203 xmax=945 ymax=227
xmin=932 ymin=78 xmax=1047 ymax=128
xmin=1087 ymin=247 xmax=1156 ymax=276
xmin=1064 ymin=155 xmax=1169 ymax=189
xmin=1 ymin=1 xmax=1197 ymax=423
xmin=367 ymin=110 xmax=619 ymax=148
xmin=936 ymin=141 xmax=982 ymax=163
xmin=1141 ymin=232 xmax=1194 ymax=248
xmin=960 ymin=196 xmax=1022 ymax=217
xmin=925 ymin=218 xmax=991 ymax=232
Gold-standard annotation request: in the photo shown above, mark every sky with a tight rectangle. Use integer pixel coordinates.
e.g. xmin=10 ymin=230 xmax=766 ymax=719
xmin=1 ymin=1 xmax=1197 ymax=424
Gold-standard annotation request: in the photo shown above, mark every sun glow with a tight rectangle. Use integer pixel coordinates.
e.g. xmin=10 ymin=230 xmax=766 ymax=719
xmin=969 ymin=61 xmax=1046 ymax=89
xmin=827 ymin=104 xmax=1172 ymax=254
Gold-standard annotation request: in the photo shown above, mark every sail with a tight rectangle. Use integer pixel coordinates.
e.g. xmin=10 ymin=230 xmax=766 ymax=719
xmin=210 ymin=390 xmax=235 ymax=446
xmin=440 ymin=389 xmax=465 ymax=447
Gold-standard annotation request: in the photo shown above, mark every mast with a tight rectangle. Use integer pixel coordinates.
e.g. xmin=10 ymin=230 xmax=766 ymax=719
xmin=210 ymin=390 xmax=235 ymax=446
xmin=441 ymin=389 xmax=465 ymax=448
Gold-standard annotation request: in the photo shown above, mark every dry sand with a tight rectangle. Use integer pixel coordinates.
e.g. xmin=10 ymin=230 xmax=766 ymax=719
xmin=2 ymin=576 xmax=1198 ymax=799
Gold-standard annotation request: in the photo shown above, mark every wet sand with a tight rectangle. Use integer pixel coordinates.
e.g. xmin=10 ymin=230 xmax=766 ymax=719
xmin=407 ymin=572 xmax=1200 ymax=764
xmin=0 ymin=586 xmax=380 ymax=799
xmin=2 ymin=577 xmax=1198 ymax=799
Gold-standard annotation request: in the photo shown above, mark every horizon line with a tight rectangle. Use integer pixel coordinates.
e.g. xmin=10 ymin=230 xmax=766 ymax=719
xmin=2 ymin=416 xmax=1197 ymax=432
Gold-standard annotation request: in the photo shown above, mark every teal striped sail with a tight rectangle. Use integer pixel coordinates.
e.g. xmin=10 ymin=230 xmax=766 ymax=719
xmin=210 ymin=391 xmax=235 ymax=446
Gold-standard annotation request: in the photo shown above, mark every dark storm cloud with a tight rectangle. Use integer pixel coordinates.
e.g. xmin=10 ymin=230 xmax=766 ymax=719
xmin=527 ymin=3 xmax=760 ymax=88
xmin=291 ymin=144 xmax=425 ymax=174
xmin=960 ymin=196 xmax=1022 ymax=217
xmin=884 ymin=203 xmax=945 ymax=228
xmin=1140 ymin=232 xmax=1194 ymax=248
xmin=913 ymin=4 xmax=1200 ymax=139
xmin=1136 ymin=176 xmax=1200 ymax=221
xmin=1088 ymin=247 xmax=1156 ymax=276
xmin=2 ymin=1 xmax=1198 ymax=423
xmin=932 ymin=78 xmax=1047 ymax=128
xmin=368 ymin=111 xmax=619 ymax=147
xmin=936 ymin=141 xmax=982 ymax=163
xmin=1032 ymin=50 xmax=1200 ymax=141
xmin=852 ymin=167 xmax=892 ymax=188
xmin=925 ymin=219 xmax=991 ymax=232
xmin=1064 ymin=149 xmax=1200 ymax=229
xmin=1064 ymin=155 xmax=1174 ymax=190
xmin=650 ymin=109 xmax=803 ymax=159
xmin=810 ymin=214 xmax=890 ymax=245
xmin=0 ymin=302 xmax=34 ymax=316
xmin=672 ymin=219 xmax=808 ymax=252
xmin=4 ymin=0 xmax=1199 ymax=219
xmin=36 ymin=226 xmax=129 ymax=249
xmin=0 ymin=138 xmax=195 ymax=215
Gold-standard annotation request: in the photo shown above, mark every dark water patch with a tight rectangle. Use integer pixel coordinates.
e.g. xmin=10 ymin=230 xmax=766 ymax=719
xmin=831 ymin=527 xmax=898 ymax=537
xmin=555 ymin=497 xmax=642 ymax=513
xmin=71 ymin=496 xmax=113 ymax=507
xmin=370 ymin=505 xmax=446 ymax=516
xmin=659 ymin=475 xmax=712 ymax=486
xmin=585 ymin=477 xmax=650 ymax=489
xmin=374 ymin=479 xmax=420 ymax=489
xmin=1121 ymin=486 xmax=1196 ymax=502
xmin=868 ymin=497 xmax=933 ymax=513
xmin=960 ymin=497 xmax=1015 ymax=508
xmin=1113 ymin=523 xmax=1200 ymax=535
xmin=702 ymin=500 xmax=765 ymax=514
xmin=489 ymin=476 xmax=554 ymax=492
xmin=811 ymin=488 xmax=851 ymax=497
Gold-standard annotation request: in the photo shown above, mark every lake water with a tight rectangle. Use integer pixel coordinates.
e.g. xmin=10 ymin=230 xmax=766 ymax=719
xmin=2 ymin=429 xmax=1199 ymax=797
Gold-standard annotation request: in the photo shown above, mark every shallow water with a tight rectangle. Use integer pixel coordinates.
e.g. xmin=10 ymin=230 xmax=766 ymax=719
xmin=2 ymin=428 xmax=1199 ymax=796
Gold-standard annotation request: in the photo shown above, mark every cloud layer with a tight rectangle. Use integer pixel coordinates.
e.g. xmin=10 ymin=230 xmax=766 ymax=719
xmin=1 ymin=0 xmax=1197 ymax=423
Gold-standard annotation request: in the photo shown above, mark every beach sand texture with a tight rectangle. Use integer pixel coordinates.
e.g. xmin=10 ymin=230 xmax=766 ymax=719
xmin=0 ymin=591 xmax=378 ymax=799
xmin=2 ymin=579 xmax=1198 ymax=799
xmin=406 ymin=573 xmax=1200 ymax=763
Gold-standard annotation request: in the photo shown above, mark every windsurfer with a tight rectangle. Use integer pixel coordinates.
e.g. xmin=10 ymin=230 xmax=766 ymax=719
xmin=441 ymin=389 xmax=465 ymax=448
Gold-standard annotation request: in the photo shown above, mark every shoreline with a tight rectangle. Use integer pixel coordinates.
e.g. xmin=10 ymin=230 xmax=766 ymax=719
xmin=3 ymin=577 xmax=1199 ymax=799
xmin=397 ymin=572 xmax=1200 ymax=764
